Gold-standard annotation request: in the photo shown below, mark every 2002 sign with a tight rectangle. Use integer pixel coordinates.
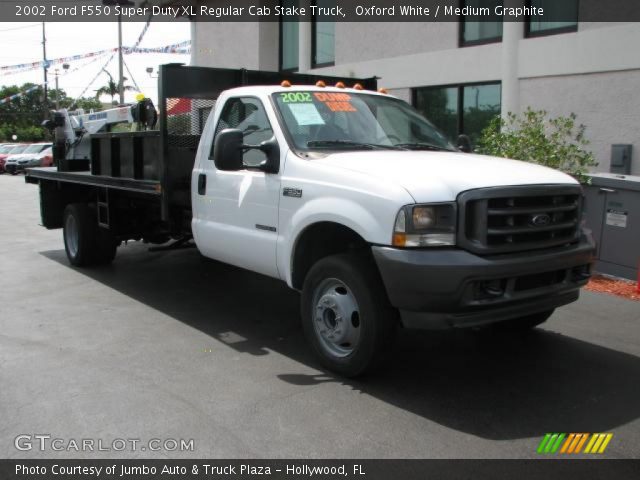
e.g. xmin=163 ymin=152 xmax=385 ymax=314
xmin=280 ymin=92 xmax=313 ymax=103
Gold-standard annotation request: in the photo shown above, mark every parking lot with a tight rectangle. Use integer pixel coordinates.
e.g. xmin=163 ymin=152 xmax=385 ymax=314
xmin=1 ymin=173 xmax=639 ymax=459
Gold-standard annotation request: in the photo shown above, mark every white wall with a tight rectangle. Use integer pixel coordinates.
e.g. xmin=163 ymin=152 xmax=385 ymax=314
xmin=335 ymin=22 xmax=458 ymax=64
xmin=192 ymin=20 xmax=640 ymax=173
xmin=520 ymin=70 xmax=640 ymax=175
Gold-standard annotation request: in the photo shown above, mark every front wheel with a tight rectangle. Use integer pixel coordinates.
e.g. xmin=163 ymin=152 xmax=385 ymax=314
xmin=301 ymin=254 xmax=398 ymax=377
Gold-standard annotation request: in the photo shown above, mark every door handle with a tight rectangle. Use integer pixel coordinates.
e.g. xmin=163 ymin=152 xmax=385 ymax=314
xmin=599 ymin=188 xmax=616 ymax=193
xmin=197 ymin=174 xmax=206 ymax=195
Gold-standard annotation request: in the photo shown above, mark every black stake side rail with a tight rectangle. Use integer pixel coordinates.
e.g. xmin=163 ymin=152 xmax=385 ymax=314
xmin=26 ymin=167 xmax=162 ymax=196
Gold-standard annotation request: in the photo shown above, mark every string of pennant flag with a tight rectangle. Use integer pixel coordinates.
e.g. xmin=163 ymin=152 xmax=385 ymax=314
xmin=75 ymin=16 xmax=152 ymax=100
xmin=0 ymin=40 xmax=191 ymax=76
xmin=0 ymin=84 xmax=43 ymax=105
xmin=0 ymin=19 xmax=186 ymax=106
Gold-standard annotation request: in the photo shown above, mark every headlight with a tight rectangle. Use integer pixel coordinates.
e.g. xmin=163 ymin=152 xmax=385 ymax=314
xmin=393 ymin=203 xmax=456 ymax=247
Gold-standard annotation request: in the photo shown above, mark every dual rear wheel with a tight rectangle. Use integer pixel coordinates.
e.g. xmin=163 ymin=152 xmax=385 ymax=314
xmin=63 ymin=203 xmax=117 ymax=267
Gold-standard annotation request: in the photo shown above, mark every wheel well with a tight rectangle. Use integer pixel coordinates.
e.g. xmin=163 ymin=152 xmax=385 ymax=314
xmin=39 ymin=180 xmax=95 ymax=229
xmin=291 ymin=222 xmax=370 ymax=290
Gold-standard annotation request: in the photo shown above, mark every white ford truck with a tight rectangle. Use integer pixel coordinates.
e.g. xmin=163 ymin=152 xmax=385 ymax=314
xmin=28 ymin=65 xmax=594 ymax=376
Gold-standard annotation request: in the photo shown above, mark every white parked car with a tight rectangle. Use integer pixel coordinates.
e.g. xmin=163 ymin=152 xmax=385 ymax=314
xmin=5 ymin=143 xmax=52 ymax=174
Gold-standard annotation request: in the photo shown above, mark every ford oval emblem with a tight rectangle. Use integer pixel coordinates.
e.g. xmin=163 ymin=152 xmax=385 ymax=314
xmin=530 ymin=214 xmax=551 ymax=227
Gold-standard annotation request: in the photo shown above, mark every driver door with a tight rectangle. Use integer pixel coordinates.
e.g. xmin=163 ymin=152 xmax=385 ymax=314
xmin=193 ymin=96 xmax=281 ymax=278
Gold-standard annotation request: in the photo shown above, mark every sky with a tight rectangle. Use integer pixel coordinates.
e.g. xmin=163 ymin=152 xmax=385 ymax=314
xmin=0 ymin=20 xmax=191 ymax=106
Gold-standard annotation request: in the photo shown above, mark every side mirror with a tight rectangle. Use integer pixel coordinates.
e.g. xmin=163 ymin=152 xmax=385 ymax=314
xmin=258 ymin=136 xmax=280 ymax=174
xmin=457 ymin=134 xmax=472 ymax=153
xmin=213 ymin=129 xmax=244 ymax=171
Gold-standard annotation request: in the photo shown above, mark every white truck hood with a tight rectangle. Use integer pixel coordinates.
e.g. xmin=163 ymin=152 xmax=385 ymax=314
xmin=316 ymin=151 xmax=578 ymax=202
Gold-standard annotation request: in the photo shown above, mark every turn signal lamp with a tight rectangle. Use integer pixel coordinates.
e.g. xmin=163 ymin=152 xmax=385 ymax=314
xmin=335 ymin=81 xmax=346 ymax=89
xmin=315 ymin=80 xmax=326 ymax=88
xmin=353 ymin=83 xmax=364 ymax=90
xmin=281 ymin=80 xmax=292 ymax=88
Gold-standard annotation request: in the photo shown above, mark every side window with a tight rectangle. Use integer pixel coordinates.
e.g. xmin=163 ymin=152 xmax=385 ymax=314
xmin=212 ymin=97 xmax=274 ymax=167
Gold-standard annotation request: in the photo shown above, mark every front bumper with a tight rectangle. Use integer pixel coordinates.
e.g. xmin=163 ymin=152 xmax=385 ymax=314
xmin=4 ymin=164 xmax=21 ymax=174
xmin=372 ymin=233 xmax=595 ymax=330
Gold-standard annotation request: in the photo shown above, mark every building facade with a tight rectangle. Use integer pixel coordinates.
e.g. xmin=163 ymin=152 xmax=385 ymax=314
xmin=191 ymin=1 xmax=640 ymax=175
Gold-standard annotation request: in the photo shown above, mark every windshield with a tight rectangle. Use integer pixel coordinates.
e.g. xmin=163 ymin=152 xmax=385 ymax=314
xmin=273 ymin=91 xmax=456 ymax=153
xmin=9 ymin=145 xmax=27 ymax=154
xmin=24 ymin=144 xmax=50 ymax=154
xmin=0 ymin=145 xmax=16 ymax=154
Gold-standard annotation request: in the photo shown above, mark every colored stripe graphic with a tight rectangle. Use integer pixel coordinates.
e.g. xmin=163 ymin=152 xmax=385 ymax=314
xmin=537 ymin=434 xmax=552 ymax=454
xmin=574 ymin=433 xmax=589 ymax=453
xmin=550 ymin=433 xmax=565 ymax=453
xmin=537 ymin=433 xmax=566 ymax=454
xmin=538 ymin=433 xmax=613 ymax=454
xmin=560 ymin=433 xmax=575 ymax=453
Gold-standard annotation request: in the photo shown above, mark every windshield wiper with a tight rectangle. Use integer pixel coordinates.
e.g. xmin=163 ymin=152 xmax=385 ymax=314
xmin=394 ymin=142 xmax=453 ymax=151
xmin=307 ymin=140 xmax=401 ymax=150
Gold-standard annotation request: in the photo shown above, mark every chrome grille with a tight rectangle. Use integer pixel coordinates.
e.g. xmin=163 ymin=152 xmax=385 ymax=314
xmin=458 ymin=186 xmax=582 ymax=254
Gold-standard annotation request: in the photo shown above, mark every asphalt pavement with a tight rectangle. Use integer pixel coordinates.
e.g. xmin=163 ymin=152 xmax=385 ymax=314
xmin=1 ymin=173 xmax=639 ymax=459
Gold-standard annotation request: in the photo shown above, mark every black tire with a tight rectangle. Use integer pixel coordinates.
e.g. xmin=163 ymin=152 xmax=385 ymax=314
xmin=63 ymin=203 xmax=117 ymax=267
xmin=495 ymin=309 xmax=555 ymax=332
xmin=94 ymin=221 xmax=118 ymax=265
xmin=301 ymin=253 xmax=398 ymax=377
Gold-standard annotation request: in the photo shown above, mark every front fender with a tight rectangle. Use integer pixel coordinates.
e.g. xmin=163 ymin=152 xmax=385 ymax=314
xmin=277 ymin=197 xmax=390 ymax=287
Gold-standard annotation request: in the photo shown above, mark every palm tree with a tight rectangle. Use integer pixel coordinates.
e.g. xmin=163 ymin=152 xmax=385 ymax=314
xmin=95 ymin=70 xmax=134 ymax=105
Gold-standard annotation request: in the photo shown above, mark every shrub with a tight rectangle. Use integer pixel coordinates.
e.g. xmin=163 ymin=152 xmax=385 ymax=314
xmin=476 ymin=108 xmax=597 ymax=183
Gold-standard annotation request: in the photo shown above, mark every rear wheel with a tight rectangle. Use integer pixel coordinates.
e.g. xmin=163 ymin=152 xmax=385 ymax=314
xmin=301 ymin=254 xmax=397 ymax=377
xmin=63 ymin=203 xmax=117 ymax=267
xmin=496 ymin=309 xmax=555 ymax=332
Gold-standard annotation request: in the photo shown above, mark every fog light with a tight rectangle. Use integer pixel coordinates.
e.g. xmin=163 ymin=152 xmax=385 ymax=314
xmin=479 ymin=279 xmax=506 ymax=298
xmin=571 ymin=265 xmax=591 ymax=282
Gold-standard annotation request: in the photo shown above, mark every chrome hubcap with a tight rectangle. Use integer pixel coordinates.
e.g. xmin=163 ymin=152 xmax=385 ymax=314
xmin=312 ymin=278 xmax=361 ymax=358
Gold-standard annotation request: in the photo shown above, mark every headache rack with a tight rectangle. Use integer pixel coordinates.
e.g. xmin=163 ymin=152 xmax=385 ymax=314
xmin=457 ymin=185 xmax=583 ymax=255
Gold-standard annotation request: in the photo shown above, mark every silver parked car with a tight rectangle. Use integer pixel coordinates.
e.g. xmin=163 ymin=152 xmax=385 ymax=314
xmin=4 ymin=143 xmax=52 ymax=174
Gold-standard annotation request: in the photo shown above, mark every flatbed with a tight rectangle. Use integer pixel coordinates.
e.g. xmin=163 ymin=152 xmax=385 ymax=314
xmin=26 ymin=168 xmax=161 ymax=195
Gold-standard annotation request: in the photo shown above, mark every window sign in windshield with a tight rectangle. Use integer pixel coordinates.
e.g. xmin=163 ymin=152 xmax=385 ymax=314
xmin=274 ymin=91 xmax=456 ymax=153
xmin=287 ymin=103 xmax=325 ymax=126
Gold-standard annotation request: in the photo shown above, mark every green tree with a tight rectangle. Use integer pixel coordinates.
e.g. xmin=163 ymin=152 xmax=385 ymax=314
xmin=0 ymin=83 xmax=105 ymax=142
xmin=476 ymin=108 xmax=597 ymax=183
xmin=95 ymin=78 xmax=135 ymax=106
xmin=0 ymin=83 xmax=45 ymax=142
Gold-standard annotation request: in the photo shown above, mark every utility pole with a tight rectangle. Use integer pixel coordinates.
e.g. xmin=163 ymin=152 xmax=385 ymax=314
xmin=102 ymin=0 xmax=135 ymax=105
xmin=53 ymin=64 xmax=69 ymax=110
xmin=54 ymin=69 xmax=59 ymax=109
xmin=117 ymin=14 xmax=124 ymax=105
xmin=102 ymin=0 xmax=133 ymax=104
xmin=41 ymin=22 xmax=49 ymax=118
